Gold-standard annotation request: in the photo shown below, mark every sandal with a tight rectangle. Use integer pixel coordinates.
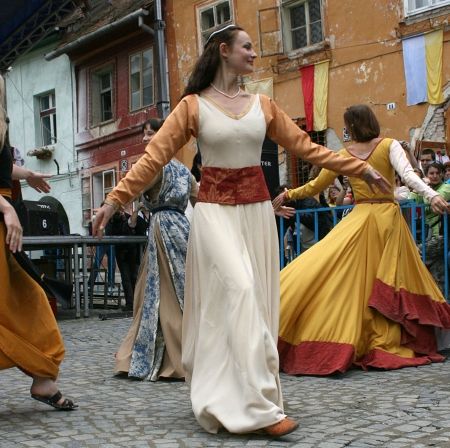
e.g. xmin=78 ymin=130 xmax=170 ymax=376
xmin=31 ymin=391 xmax=78 ymax=411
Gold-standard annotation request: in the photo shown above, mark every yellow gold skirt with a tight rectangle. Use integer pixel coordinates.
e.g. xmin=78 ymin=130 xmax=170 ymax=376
xmin=279 ymin=202 xmax=450 ymax=375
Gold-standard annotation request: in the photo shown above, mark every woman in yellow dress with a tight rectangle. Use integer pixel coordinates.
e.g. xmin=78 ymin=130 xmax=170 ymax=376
xmin=273 ymin=104 xmax=450 ymax=375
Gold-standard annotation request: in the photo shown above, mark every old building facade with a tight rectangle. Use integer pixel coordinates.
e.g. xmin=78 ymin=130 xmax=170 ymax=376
xmin=165 ymin=0 xmax=449 ymax=186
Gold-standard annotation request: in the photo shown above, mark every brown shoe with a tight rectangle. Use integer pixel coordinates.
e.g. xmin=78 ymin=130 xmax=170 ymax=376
xmin=262 ymin=417 xmax=299 ymax=437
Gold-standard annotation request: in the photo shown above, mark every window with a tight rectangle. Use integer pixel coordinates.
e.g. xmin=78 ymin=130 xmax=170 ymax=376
xmin=38 ymin=91 xmax=57 ymax=146
xmin=91 ymin=65 xmax=114 ymax=125
xmin=282 ymin=0 xmax=323 ymax=52
xmin=130 ymin=48 xmax=154 ymax=111
xmin=92 ymin=169 xmax=116 ymax=210
xmin=288 ymin=129 xmax=325 ymax=187
xmin=81 ymin=176 xmax=91 ymax=227
xmin=198 ymin=0 xmax=233 ymax=47
xmin=405 ymin=0 xmax=450 ymax=15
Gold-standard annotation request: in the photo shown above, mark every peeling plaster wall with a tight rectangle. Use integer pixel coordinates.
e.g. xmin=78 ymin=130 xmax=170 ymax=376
xmin=167 ymin=0 xmax=450 ymax=170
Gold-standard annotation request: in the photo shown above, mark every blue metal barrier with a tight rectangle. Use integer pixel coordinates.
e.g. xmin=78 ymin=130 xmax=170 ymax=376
xmin=278 ymin=201 xmax=449 ymax=300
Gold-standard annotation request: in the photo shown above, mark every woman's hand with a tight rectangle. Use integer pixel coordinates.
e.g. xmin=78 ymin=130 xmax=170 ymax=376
xmin=272 ymin=188 xmax=288 ymax=210
xmin=430 ymin=195 xmax=450 ymax=214
xmin=26 ymin=172 xmax=51 ymax=193
xmin=92 ymin=203 xmax=116 ymax=238
xmin=274 ymin=205 xmax=296 ymax=219
xmin=3 ymin=205 xmax=23 ymax=252
xmin=362 ymin=167 xmax=391 ymax=194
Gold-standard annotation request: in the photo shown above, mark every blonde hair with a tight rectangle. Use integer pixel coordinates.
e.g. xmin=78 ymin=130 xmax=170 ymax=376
xmin=0 ymin=75 xmax=7 ymax=149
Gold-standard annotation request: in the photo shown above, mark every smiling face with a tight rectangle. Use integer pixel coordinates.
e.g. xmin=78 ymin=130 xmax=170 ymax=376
xmin=221 ymin=30 xmax=257 ymax=75
xmin=427 ymin=166 xmax=443 ymax=187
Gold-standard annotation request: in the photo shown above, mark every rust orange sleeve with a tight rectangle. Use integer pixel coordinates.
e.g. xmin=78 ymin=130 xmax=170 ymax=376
xmin=260 ymin=95 xmax=368 ymax=177
xmin=106 ymin=95 xmax=199 ymax=207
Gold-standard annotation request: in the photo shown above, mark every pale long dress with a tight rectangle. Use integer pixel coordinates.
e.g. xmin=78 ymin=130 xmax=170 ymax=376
xmin=182 ymin=95 xmax=285 ymax=434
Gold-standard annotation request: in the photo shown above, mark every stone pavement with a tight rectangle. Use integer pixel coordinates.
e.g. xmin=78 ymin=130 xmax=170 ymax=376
xmin=2 ymin=317 xmax=450 ymax=448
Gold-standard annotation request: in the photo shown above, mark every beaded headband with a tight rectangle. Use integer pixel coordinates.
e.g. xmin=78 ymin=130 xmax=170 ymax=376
xmin=204 ymin=24 xmax=237 ymax=48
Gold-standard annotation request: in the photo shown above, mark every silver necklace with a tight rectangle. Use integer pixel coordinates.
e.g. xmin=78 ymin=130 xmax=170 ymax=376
xmin=210 ymin=83 xmax=241 ymax=99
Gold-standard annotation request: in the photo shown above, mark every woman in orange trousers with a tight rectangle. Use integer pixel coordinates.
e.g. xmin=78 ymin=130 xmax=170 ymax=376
xmin=0 ymin=75 xmax=76 ymax=410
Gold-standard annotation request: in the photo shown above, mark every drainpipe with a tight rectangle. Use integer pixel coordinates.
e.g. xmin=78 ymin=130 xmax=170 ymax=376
xmin=139 ymin=0 xmax=170 ymax=118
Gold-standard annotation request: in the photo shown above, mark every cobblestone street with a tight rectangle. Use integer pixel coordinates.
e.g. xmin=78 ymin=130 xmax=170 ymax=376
xmin=3 ymin=317 xmax=450 ymax=447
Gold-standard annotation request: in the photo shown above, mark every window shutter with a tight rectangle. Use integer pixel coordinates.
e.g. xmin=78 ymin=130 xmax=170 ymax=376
xmin=257 ymin=6 xmax=283 ymax=57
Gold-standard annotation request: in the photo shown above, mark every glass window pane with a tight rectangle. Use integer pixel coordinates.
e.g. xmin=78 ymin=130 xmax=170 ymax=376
xmin=52 ymin=113 xmax=57 ymax=141
xmin=131 ymin=91 xmax=140 ymax=110
xmin=130 ymin=54 xmax=141 ymax=74
xmin=290 ymin=4 xmax=306 ymax=28
xmin=310 ymin=21 xmax=323 ymax=44
xmin=143 ymin=67 xmax=152 ymax=89
xmin=201 ymin=8 xmax=215 ymax=30
xmin=309 ymin=0 xmax=322 ymax=22
xmin=104 ymin=172 xmax=114 ymax=189
xmin=292 ymin=27 xmax=307 ymax=49
xmin=142 ymin=49 xmax=152 ymax=70
xmin=100 ymin=72 xmax=111 ymax=90
xmin=42 ymin=116 xmax=51 ymax=145
xmin=40 ymin=95 xmax=50 ymax=111
xmin=216 ymin=2 xmax=230 ymax=24
xmin=143 ymin=86 xmax=152 ymax=106
xmin=130 ymin=72 xmax=140 ymax=94
xmin=101 ymin=92 xmax=112 ymax=121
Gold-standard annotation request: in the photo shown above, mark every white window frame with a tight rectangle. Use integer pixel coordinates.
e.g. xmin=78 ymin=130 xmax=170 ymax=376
xmin=92 ymin=169 xmax=116 ymax=210
xmin=281 ymin=0 xmax=324 ymax=53
xmin=38 ymin=91 xmax=57 ymax=147
xmin=404 ymin=0 xmax=450 ymax=16
xmin=90 ymin=64 xmax=114 ymax=126
xmin=129 ymin=48 xmax=154 ymax=112
xmin=197 ymin=0 xmax=234 ymax=50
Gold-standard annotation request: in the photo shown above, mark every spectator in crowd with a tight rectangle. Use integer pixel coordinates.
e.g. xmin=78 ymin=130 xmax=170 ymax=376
xmin=410 ymin=162 xmax=450 ymax=238
xmin=420 ymin=148 xmax=436 ymax=173
xmin=445 ymin=161 xmax=450 ymax=183
xmin=394 ymin=173 xmax=411 ymax=202
xmin=88 ymin=206 xmax=116 ymax=295
xmin=108 ymin=205 xmax=147 ymax=311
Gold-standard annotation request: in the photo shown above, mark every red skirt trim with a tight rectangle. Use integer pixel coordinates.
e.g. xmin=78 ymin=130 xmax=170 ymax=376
xmin=197 ymin=166 xmax=270 ymax=205
xmin=279 ymin=279 xmax=450 ymax=375
xmin=278 ymin=340 xmax=354 ymax=375
xmin=369 ymin=279 xmax=450 ymax=354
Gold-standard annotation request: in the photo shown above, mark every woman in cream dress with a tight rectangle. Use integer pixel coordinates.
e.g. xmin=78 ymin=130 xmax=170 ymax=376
xmin=274 ymin=105 xmax=450 ymax=375
xmin=93 ymin=27 xmax=389 ymax=436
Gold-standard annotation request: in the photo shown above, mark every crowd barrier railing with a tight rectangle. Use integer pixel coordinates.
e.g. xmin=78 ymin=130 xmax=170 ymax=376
xmin=278 ymin=201 xmax=449 ymax=300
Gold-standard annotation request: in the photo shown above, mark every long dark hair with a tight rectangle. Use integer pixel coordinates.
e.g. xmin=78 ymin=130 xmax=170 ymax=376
xmin=182 ymin=25 xmax=243 ymax=98
xmin=343 ymin=105 xmax=380 ymax=143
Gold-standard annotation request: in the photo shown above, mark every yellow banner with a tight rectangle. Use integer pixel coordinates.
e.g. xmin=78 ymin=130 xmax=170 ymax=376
xmin=313 ymin=61 xmax=329 ymax=131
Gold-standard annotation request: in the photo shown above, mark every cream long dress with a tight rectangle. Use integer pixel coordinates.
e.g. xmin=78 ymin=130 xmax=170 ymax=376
xmin=105 ymin=93 xmax=371 ymax=434
xmin=182 ymin=95 xmax=284 ymax=433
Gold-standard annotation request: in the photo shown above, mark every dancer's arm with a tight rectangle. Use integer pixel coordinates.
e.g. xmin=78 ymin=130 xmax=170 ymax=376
xmin=12 ymin=165 xmax=51 ymax=193
xmin=260 ymin=95 xmax=390 ymax=192
xmin=272 ymin=167 xmax=337 ymax=210
xmin=0 ymin=195 xmax=22 ymax=252
xmin=389 ymin=139 xmax=450 ymax=214
xmin=93 ymin=96 xmax=199 ymax=236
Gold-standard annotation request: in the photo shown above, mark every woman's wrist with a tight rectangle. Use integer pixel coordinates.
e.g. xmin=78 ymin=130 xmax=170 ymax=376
xmin=103 ymin=199 xmax=119 ymax=212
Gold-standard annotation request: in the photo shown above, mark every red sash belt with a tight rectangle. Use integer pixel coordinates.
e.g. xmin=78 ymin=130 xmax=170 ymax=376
xmin=198 ymin=166 xmax=270 ymax=205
